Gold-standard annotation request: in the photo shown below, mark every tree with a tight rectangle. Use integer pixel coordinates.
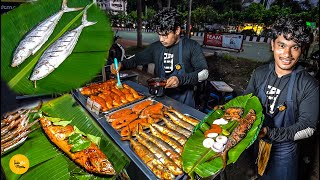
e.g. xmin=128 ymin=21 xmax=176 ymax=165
xmin=271 ymin=0 xmax=302 ymax=13
xmin=242 ymin=3 xmax=266 ymax=23
xmin=137 ymin=0 xmax=142 ymax=48
xmin=186 ymin=0 xmax=192 ymax=38
xmin=144 ymin=8 xmax=156 ymax=20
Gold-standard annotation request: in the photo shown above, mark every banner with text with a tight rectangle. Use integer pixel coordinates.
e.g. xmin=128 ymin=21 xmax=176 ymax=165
xmin=203 ymin=33 xmax=244 ymax=51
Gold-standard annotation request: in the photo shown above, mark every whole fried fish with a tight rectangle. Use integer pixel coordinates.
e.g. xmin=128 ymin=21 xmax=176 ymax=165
xmin=11 ymin=0 xmax=82 ymax=67
xmin=30 ymin=5 xmax=96 ymax=82
xmin=39 ymin=117 xmax=116 ymax=175
xmin=205 ymin=109 xmax=256 ymax=169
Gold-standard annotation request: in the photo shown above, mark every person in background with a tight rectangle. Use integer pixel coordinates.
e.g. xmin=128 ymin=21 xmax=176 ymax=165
xmin=110 ymin=7 xmax=209 ymax=108
xmin=244 ymin=16 xmax=319 ymax=180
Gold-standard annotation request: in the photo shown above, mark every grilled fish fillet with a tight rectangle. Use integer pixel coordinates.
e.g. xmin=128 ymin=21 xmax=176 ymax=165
xmin=39 ymin=117 xmax=116 ymax=175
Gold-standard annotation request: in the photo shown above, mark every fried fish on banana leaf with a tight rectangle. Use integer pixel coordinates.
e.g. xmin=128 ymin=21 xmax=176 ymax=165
xmin=39 ymin=117 xmax=115 ymax=175
xmin=205 ymin=109 xmax=256 ymax=169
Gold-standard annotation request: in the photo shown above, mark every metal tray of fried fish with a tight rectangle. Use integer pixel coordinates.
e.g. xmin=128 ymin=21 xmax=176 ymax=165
xmin=105 ymin=97 xmax=201 ymax=179
xmin=105 ymin=97 xmax=200 ymax=129
xmin=76 ymin=82 xmax=148 ymax=115
xmin=72 ymin=81 xmax=207 ymax=180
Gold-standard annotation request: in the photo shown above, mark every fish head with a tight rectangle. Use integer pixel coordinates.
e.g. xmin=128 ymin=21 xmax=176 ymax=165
xmin=11 ymin=48 xmax=30 ymax=67
xmin=90 ymin=158 xmax=115 ymax=175
xmin=30 ymin=64 xmax=54 ymax=81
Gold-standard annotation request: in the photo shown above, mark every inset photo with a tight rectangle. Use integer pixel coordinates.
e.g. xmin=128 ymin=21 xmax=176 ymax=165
xmin=1 ymin=0 xmax=113 ymax=95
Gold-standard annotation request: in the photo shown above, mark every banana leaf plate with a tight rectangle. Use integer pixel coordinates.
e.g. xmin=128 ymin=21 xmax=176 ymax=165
xmin=182 ymin=94 xmax=264 ymax=179
xmin=1 ymin=94 xmax=130 ymax=180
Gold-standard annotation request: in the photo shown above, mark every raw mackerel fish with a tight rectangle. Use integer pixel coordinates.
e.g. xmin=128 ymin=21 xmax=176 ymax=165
xmin=11 ymin=0 xmax=82 ymax=67
xmin=30 ymin=5 xmax=96 ymax=82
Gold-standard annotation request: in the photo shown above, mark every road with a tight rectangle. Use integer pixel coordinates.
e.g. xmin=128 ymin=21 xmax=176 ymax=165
xmin=116 ymin=30 xmax=273 ymax=62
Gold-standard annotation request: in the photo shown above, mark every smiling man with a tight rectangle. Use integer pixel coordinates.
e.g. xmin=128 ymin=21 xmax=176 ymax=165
xmin=111 ymin=8 xmax=208 ymax=108
xmin=244 ymin=16 xmax=319 ymax=179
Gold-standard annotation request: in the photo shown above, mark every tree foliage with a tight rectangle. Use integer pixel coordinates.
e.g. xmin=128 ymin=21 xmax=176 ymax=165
xmin=124 ymin=0 xmax=319 ymax=28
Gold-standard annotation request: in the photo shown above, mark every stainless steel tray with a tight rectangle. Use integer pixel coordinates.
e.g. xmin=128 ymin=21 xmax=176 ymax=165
xmin=77 ymin=82 xmax=148 ymax=115
xmin=72 ymin=81 xmax=208 ymax=180
xmin=105 ymin=97 xmax=200 ymax=179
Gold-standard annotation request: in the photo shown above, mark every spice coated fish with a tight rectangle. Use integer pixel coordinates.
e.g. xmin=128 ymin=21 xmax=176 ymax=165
xmin=205 ymin=109 xmax=256 ymax=169
xmin=135 ymin=133 xmax=183 ymax=176
xmin=30 ymin=5 xmax=96 ymax=83
xmin=39 ymin=117 xmax=116 ymax=175
xmin=11 ymin=0 xmax=82 ymax=67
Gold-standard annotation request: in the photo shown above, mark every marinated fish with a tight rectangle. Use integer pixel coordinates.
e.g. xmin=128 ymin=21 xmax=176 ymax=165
xmin=132 ymin=100 xmax=153 ymax=114
xmin=30 ymin=5 xmax=96 ymax=83
xmin=152 ymin=124 xmax=187 ymax=146
xmin=11 ymin=0 xmax=82 ymax=67
xmin=167 ymin=107 xmax=199 ymax=126
xmin=138 ymin=125 xmax=182 ymax=168
xmin=135 ymin=133 xmax=183 ymax=175
xmin=164 ymin=111 xmax=195 ymax=132
xmin=161 ymin=116 xmax=192 ymax=138
xmin=1 ymin=119 xmax=39 ymax=145
xmin=107 ymin=108 xmax=132 ymax=122
xmin=120 ymin=118 xmax=149 ymax=137
xmin=222 ymin=107 xmax=244 ymax=121
xmin=89 ymin=95 xmax=108 ymax=112
xmin=111 ymin=113 xmax=139 ymax=130
xmin=139 ymin=103 xmax=163 ymax=119
xmin=1 ymin=109 xmax=27 ymax=128
xmin=149 ymin=125 xmax=184 ymax=155
xmin=39 ymin=117 xmax=116 ymax=175
xmin=123 ymin=84 xmax=142 ymax=99
xmin=124 ymin=132 xmax=175 ymax=180
xmin=205 ymin=109 xmax=256 ymax=169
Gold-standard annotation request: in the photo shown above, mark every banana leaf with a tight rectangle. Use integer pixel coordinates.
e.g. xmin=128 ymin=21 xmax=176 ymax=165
xmin=1 ymin=0 xmax=113 ymax=95
xmin=1 ymin=94 xmax=130 ymax=180
xmin=182 ymin=94 xmax=264 ymax=178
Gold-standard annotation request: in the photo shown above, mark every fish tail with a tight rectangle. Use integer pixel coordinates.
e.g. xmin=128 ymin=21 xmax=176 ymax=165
xmin=81 ymin=5 xmax=97 ymax=27
xmin=205 ymin=152 xmax=221 ymax=163
xmin=221 ymin=151 xmax=228 ymax=169
xmin=61 ymin=0 xmax=83 ymax=12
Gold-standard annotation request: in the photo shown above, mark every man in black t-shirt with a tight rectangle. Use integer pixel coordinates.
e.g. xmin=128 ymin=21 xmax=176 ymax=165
xmin=244 ymin=16 xmax=319 ymax=180
xmin=110 ymin=8 xmax=208 ymax=108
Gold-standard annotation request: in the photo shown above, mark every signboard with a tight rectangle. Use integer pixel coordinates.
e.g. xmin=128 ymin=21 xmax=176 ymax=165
xmin=203 ymin=33 xmax=222 ymax=47
xmin=222 ymin=34 xmax=243 ymax=50
xmin=203 ymin=32 xmax=244 ymax=51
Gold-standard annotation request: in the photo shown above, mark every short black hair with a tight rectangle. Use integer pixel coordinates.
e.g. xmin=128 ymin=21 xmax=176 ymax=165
xmin=271 ymin=16 xmax=312 ymax=46
xmin=151 ymin=7 xmax=182 ymax=34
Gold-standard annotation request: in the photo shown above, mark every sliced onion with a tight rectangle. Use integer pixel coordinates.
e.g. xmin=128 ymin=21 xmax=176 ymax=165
xmin=216 ymin=135 xmax=228 ymax=145
xmin=213 ymin=118 xmax=228 ymax=125
xmin=211 ymin=142 xmax=225 ymax=152
xmin=203 ymin=138 xmax=215 ymax=148
xmin=207 ymin=132 xmax=218 ymax=138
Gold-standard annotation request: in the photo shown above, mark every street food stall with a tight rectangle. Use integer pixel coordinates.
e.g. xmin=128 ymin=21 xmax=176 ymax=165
xmin=1 ymin=0 xmax=264 ymax=179
xmin=1 ymin=79 xmax=264 ymax=179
